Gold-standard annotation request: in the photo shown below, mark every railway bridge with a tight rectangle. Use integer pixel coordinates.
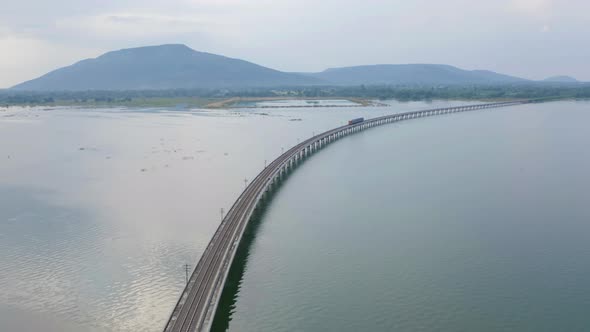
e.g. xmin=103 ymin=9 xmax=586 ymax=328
xmin=163 ymin=100 xmax=530 ymax=332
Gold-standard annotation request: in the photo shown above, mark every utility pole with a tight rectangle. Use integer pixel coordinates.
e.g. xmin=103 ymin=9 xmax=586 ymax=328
xmin=220 ymin=208 xmax=224 ymax=221
xmin=244 ymin=178 xmax=248 ymax=189
xmin=184 ymin=264 xmax=190 ymax=284
xmin=281 ymin=147 xmax=284 ymax=154
xmin=264 ymin=159 xmax=267 ymax=168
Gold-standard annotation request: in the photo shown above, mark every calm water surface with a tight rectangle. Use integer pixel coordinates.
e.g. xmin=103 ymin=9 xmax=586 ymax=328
xmin=226 ymin=100 xmax=590 ymax=332
xmin=0 ymin=100 xmax=470 ymax=331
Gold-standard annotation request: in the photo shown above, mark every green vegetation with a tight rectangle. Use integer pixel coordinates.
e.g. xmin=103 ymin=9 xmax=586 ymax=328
xmin=327 ymin=84 xmax=590 ymax=101
xmin=1 ymin=84 xmax=588 ymax=108
xmin=0 ymin=89 xmax=216 ymax=108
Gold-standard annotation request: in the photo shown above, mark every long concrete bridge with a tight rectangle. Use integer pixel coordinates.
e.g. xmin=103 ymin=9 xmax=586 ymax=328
xmin=163 ymin=100 xmax=530 ymax=332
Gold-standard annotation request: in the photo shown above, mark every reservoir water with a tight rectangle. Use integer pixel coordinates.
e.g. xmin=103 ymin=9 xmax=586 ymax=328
xmin=224 ymin=100 xmax=590 ymax=331
xmin=1 ymin=100 xmax=588 ymax=331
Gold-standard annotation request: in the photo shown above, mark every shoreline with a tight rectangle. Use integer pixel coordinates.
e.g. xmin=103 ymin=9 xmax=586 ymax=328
xmin=0 ymin=96 xmax=572 ymax=110
xmin=204 ymin=97 xmax=386 ymax=109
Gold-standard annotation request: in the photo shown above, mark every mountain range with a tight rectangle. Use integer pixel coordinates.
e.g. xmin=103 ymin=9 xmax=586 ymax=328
xmin=305 ymin=64 xmax=526 ymax=85
xmin=10 ymin=44 xmax=579 ymax=91
xmin=543 ymin=75 xmax=579 ymax=83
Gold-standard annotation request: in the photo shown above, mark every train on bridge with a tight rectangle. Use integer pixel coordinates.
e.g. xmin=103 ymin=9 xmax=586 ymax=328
xmin=348 ymin=117 xmax=364 ymax=125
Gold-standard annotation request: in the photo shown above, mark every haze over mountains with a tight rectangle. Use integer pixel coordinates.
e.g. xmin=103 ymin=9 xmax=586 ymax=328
xmin=12 ymin=45 xmax=318 ymax=91
xmin=306 ymin=64 xmax=526 ymax=85
xmin=10 ymin=44 xmax=579 ymax=91
xmin=543 ymin=75 xmax=579 ymax=83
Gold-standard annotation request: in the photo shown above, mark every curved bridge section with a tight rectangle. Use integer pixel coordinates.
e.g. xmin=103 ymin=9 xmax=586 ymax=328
xmin=164 ymin=100 xmax=529 ymax=332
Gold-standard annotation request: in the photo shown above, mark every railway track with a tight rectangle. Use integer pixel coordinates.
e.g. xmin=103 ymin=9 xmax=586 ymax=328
xmin=163 ymin=100 xmax=530 ymax=332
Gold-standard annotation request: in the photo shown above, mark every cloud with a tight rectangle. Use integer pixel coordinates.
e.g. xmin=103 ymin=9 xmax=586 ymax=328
xmin=508 ymin=0 xmax=553 ymax=17
xmin=54 ymin=13 xmax=212 ymax=39
xmin=1 ymin=0 xmax=590 ymax=86
xmin=0 ymin=27 xmax=100 ymax=87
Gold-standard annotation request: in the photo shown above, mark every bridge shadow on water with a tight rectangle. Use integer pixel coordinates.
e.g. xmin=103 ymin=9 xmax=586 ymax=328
xmin=210 ymin=162 xmax=306 ymax=332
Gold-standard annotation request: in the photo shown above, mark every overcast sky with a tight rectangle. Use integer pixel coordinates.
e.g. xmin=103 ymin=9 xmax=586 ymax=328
xmin=0 ymin=0 xmax=588 ymax=88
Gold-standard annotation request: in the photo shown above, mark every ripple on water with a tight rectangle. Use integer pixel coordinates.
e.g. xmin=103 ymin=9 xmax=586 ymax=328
xmin=0 ymin=186 xmax=199 ymax=331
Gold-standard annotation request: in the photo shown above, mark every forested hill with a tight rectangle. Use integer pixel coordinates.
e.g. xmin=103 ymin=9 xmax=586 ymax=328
xmin=12 ymin=44 xmax=320 ymax=91
xmin=543 ymin=75 xmax=579 ymax=83
xmin=305 ymin=64 xmax=528 ymax=85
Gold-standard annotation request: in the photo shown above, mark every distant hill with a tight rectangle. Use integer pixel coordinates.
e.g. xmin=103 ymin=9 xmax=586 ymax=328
xmin=12 ymin=45 xmax=535 ymax=91
xmin=543 ymin=75 xmax=578 ymax=83
xmin=12 ymin=44 xmax=320 ymax=91
xmin=305 ymin=64 xmax=528 ymax=85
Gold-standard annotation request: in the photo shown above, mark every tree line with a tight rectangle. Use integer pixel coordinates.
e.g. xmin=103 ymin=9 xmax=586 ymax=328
xmin=1 ymin=84 xmax=589 ymax=106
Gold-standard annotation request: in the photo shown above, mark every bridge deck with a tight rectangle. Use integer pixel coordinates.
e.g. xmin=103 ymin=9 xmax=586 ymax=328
xmin=163 ymin=100 xmax=529 ymax=332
